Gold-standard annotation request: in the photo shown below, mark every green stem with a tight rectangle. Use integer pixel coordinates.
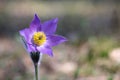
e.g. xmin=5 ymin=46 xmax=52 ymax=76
xmin=34 ymin=63 xmax=39 ymax=80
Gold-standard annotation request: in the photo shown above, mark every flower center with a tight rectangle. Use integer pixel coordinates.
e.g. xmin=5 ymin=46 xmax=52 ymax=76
xmin=33 ymin=32 xmax=46 ymax=46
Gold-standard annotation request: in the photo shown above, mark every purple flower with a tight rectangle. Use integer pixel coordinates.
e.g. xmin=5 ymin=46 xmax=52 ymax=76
xmin=19 ymin=14 xmax=67 ymax=57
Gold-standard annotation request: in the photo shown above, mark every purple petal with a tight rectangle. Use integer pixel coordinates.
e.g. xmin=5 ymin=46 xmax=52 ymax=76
xmin=37 ymin=45 xmax=53 ymax=57
xmin=26 ymin=44 xmax=36 ymax=53
xmin=20 ymin=36 xmax=36 ymax=53
xmin=19 ymin=28 xmax=33 ymax=44
xmin=20 ymin=29 xmax=36 ymax=53
xmin=30 ymin=14 xmax=41 ymax=32
xmin=41 ymin=18 xmax=58 ymax=35
xmin=47 ymin=35 xmax=67 ymax=47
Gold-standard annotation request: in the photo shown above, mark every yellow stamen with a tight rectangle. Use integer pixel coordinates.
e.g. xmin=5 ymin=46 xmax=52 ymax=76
xmin=33 ymin=32 xmax=46 ymax=46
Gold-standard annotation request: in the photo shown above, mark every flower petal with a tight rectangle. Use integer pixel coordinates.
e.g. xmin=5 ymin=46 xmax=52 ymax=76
xmin=20 ymin=37 xmax=36 ymax=54
xmin=19 ymin=28 xmax=33 ymax=44
xmin=30 ymin=14 xmax=41 ymax=32
xmin=27 ymin=44 xmax=36 ymax=53
xmin=41 ymin=18 xmax=58 ymax=35
xmin=47 ymin=35 xmax=67 ymax=47
xmin=37 ymin=45 xmax=53 ymax=57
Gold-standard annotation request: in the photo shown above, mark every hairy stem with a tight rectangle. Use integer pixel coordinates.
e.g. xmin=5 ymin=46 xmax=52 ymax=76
xmin=34 ymin=63 xmax=39 ymax=80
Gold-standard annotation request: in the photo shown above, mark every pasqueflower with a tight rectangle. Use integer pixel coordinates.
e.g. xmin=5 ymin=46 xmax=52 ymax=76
xmin=19 ymin=14 xmax=67 ymax=57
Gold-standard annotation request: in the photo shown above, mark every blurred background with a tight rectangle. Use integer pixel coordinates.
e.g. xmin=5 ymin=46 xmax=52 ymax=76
xmin=0 ymin=0 xmax=120 ymax=80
